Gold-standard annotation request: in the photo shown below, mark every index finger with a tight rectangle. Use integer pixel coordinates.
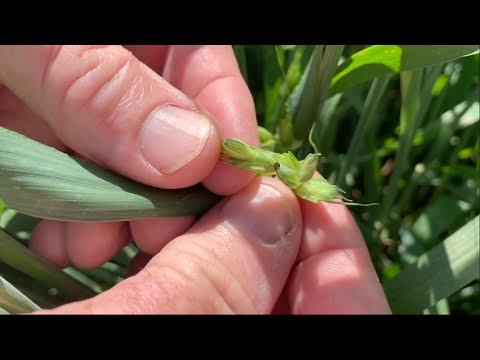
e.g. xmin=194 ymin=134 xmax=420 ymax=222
xmin=287 ymin=174 xmax=391 ymax=314
xmin=162 ymin=45 xmax=258 ymax=195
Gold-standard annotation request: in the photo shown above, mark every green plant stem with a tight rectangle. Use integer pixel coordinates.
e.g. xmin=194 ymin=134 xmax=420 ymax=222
xmin=0 ymin=273 xmax=41 ymax=314
xmin=336 ymin=76 xmax=391 ymax=189
xmin=0 ymin=228 xmax=96 ymax=301
xmin=378 ymin=70 xmax=423 ymax=224
xmin=293 ymin=45 xmax=344 ymax=141
xmin=0 ymin=262 xmax=68 ymax=309
xmin=417 ymin=64 xmax=444 ymax=127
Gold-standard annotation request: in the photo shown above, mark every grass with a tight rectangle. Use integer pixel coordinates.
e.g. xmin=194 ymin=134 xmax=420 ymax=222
xmin=0 ymin=45 xmax=479 ymax=314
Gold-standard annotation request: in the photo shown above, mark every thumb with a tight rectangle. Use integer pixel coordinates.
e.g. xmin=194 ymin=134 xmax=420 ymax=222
xmin=35 ymin=178 xmax=302 ymax=314
xmin=0 ymin=45 xmax=220 ymax=189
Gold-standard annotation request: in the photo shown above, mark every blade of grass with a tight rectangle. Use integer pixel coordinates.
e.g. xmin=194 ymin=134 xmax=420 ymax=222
xmin=261 ymin=46 xmax=284 ymax=130
xmin=63 ymin=267 xmax=102 ymax=293
xmin=411 ymin=195 xmax=472 ymax=247
xmin=383 ymin=215 xmax=479 ymax=314
xmin=312 ymin=92 xmax=343 ymax=157
xmin=0 ymin=227 xmax=96 ymax=300
xmin=335 ymin=76 xmax=391 ymax=189
xmin=268 ymin=46 xmax=314 ymax=134
xmin=377 ymin=69 xmax=423 ymax=224
xmin=0 ymin=126 xmax=220 ymax=222
xmin=292 ymin=45 xmax=344 ymax=141
xmin=0 ymin=261 xmax=70 ymax=308
xmin=423 ymin=89 xmax=479 ymax=165
xmin=0 ymin=209 xmax=40 ymax=244
xmin=0 ymin=273 xmax=41 ymax=314
xmin=389 ymin=65 xmax=447 ymax=214
xmin=330 ymin=45 xmax=479 ymax=96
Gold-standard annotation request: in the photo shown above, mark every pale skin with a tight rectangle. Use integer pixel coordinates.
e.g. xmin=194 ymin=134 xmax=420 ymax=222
xmin=0 ymin=45 xmax=391 ymax=314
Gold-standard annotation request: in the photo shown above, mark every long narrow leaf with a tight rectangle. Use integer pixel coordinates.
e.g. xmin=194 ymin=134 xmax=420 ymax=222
xmin=0 ymin=227 xmax=96 ymax=301
xmin=0 ymin=127 xmax=220 ymax=222
xmin=0 ymin=273 xmax=41 ymax=314
xmin=335 ymin=76 xmax=391 ymax=189
xmin=293 ymin=45 xmax=344 ymax=141
xmin=383 ymin=215 xmax=480 ymax=314
xmin=378 ymin=70 xmax=423 ymax=223
xmin=330 ymin=45 xmax=479 ymax=96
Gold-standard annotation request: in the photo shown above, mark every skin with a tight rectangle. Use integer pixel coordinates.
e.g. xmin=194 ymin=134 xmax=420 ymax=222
xmin=0 ymin=45 xmax=391 ymax=314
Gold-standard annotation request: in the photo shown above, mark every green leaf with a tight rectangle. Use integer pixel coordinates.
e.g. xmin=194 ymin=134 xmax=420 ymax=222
xmin=0 ymin=227 xmax=96 ymax=301
xmin=0 ymin=127 xmax=220 ymax=222
xmin=335 ymin=76 xmax=391 ymax=189
xmin=377 ymin=69 xmax=423 ymax=223
xmin=0 ymin=209 xmax=40 ymax=243
xmin=384 ymin=215 xmax=480 ymax=314
xmin=261 ymin=46 xmax=284 ymax=128
xmin=292 ymin=45 xmax=344 ymax=141
xmin=0 ymin=273 xmax=41 ymax=314
xmin=0 ymin=262 xmax=67 ymax=309
xmin=330 ymin=45 xmax=479 ymax=96
xmin=411 ymin=195 xmax=471 ymax=248
xmin=437 ymin=54 xmax=479 ymax=115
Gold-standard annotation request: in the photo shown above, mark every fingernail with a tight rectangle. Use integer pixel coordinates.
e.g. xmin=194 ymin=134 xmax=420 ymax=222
xmin=221 ymin=184 xmax=296 ymax=245
xmin=140 ymin=105 xmax=212 ymax=174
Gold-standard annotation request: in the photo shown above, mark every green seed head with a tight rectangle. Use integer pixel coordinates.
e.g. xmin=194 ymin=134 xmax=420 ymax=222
xmin=298 ymin=153 xmax=318 ymax=182
xmin=275 ymin=161 xmax=302 ymax=189
xmin=258 ymin=126 xmax=274 ymax=143
xmin=293 ymin=177 xmax=345 ymax=203
xmin=221 ymin=139 xmax=256 ymax=160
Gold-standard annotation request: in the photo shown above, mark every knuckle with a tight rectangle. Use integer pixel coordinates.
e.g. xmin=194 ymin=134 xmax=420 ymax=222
xmin=43 ymin=45 xmax=140 ymax=132
xmin=147 ymin=242 xmax=256 ymax=313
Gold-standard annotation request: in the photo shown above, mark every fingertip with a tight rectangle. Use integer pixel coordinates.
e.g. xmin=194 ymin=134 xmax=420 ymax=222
xmin=134 ymin=101 xmax=220 ymax=183
xmin=130 ymin=216 xmax=195 ymax=255
xmin=65 ymin=222 xmax=130 ymax=269
xmin=202 ymin=164 xmax=256 ymax=196
xmin=30 ymin=220 xmax=69 ymax=268
xmin=288 ymin=248 xmax=391 ymax=314
xmin=128 ymin=252 xmax=152 ymax=277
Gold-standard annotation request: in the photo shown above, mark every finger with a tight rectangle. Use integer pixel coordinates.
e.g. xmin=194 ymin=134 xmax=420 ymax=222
xmin=0 ymin=85 xmax=65 ymax=150
xmin=123 ymin=45 xmax=169 ymax=75
xmin=162 ymin=45 xmax=258 ymax=195
xmin=37 ymin=177 xmax=302 ymax=314
xmin=128 ymin=252 xmax=152 ymax=277
xmin=287 ymin=185 xmax=391 ymax=314
xmin=271 ymin=290 xmax=290 ymax=315
xmin=129 ymin=216 xmax=195 ymax=255
xmin=0 ymin=45 xmax=221 ymax=189
xmin=65 ymin=222 xmax=131 ymax=269
xmin=29 ymin=220 xmax=70 ymax=268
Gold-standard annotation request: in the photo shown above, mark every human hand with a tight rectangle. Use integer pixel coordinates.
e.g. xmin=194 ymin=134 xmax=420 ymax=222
xmin=33 ymin=176 xmax=391 ymax=314
xmin=0 ymin=45 xmax=391 ymax=314
xmin=0 ymin=45 xmax=258 ymax=268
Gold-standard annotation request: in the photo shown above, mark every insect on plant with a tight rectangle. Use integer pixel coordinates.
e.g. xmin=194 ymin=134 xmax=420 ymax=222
xmin=220 ymin=126 xmax=375 ymax=206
